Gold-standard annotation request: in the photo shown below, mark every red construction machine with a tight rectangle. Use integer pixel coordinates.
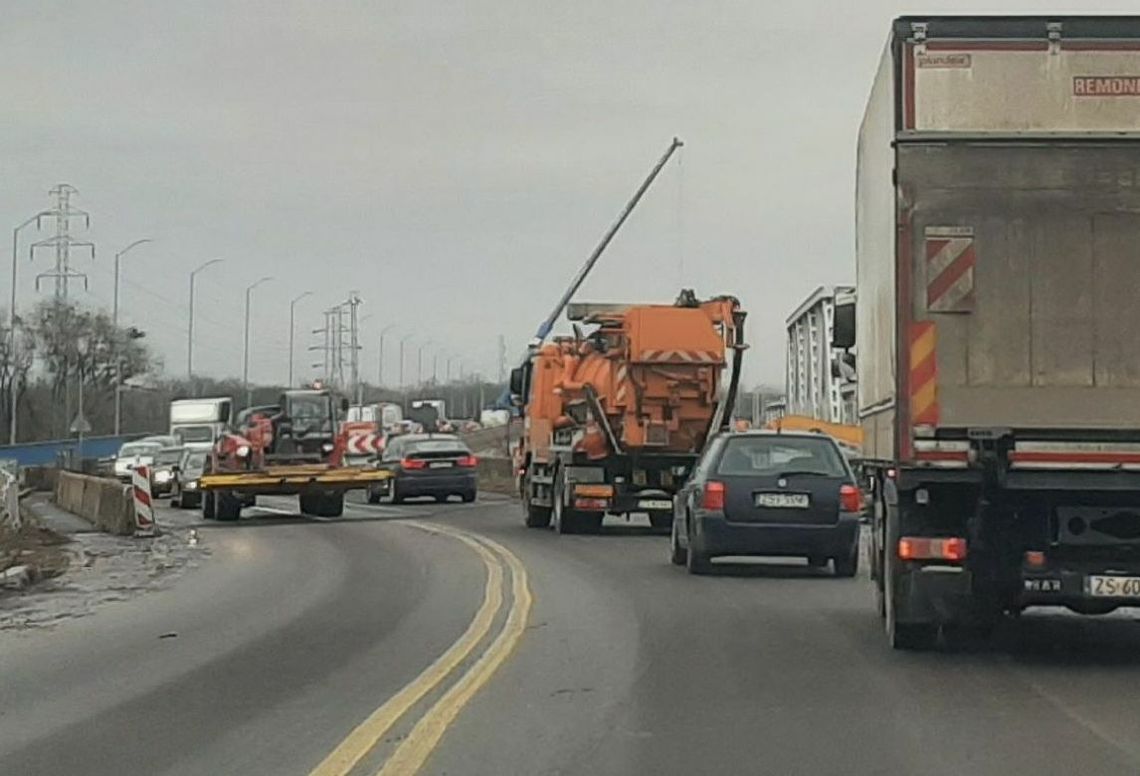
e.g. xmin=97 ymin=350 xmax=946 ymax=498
xmin=198 ymin=387 xmax=390 ymax=520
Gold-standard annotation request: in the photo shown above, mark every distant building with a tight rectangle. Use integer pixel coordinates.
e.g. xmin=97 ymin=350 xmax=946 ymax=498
xmin=762 ymin=398 xmax=786 ymax=425
xmin=785 ymin=286 xmax=857 ymax=426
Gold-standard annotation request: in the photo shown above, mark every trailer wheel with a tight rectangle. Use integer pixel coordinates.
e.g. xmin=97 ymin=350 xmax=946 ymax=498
xmin=318 ymin=493 xmax=344 ymax=518
xmin=216 ymin=492 xmax=241 ymax=522
xmin=202 ymin=491 xmax=217 ymax=520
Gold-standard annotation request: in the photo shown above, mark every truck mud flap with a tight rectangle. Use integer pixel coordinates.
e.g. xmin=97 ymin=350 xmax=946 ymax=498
xmin=895 ymin=565 xmax=975 ymax=624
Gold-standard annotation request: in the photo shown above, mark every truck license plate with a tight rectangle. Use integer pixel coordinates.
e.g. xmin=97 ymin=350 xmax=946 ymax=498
xmin=755 ymin=493 xmax=810 ymax=509
xmin=639 ymin=499 xmax=672 ymax=510
xmin=1088 ymin=575 xmax=1140 ymax=598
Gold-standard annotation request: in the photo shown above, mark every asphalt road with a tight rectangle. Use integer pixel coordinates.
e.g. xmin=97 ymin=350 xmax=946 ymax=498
xmin=5 ymin=494 xmax=1140 ymax=775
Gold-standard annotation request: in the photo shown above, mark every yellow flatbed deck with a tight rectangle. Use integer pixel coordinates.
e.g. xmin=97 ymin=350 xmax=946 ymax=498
xmin=199 ymin=465 xmax=391 ymax=493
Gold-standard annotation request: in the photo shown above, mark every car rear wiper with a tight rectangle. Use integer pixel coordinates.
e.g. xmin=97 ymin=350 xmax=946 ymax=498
xmin=775 ymin=470 xmax=834 ymax=478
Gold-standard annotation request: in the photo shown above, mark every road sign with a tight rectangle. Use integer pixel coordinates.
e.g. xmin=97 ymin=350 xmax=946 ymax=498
xmin=69 ymin=413 xmax=92 ymax=434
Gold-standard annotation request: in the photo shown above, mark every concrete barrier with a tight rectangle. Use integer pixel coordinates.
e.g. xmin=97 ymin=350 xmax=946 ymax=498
xmin=53 ymin=471 xmax=136 ymax=536
xmin=24 ymin=465 xmax=59 ymax=492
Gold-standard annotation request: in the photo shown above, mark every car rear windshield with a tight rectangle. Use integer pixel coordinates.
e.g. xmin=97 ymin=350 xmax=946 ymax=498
xmin=407 ymin=439 xmax=469 ymax=457
xmin=177 ymin=426 xmax=215 ymax=443
xmin=155 ymin=448 xmax=184 ymax=465
xmin=716 ymin=436 xmax=847 ymax=477
xmin=119 ymin=443 xmax=160 ymax=457
xmin=184 ymin=452 xmax=208 ymax=469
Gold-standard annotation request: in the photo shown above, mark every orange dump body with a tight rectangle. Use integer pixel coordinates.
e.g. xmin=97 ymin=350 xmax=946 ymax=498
xmin=522 ymin=296 xmax=743 ymax=465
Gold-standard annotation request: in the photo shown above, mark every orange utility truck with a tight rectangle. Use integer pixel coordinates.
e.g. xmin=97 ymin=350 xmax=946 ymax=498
xmin=511 ymin=290 xmax=746 ymax=533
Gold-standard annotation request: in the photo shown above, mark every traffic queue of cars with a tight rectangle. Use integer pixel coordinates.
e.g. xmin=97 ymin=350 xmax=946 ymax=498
xmin=113 ymin=434 xmax=214 ymax=510
xmin=113 ymin=424 xmax=482 ymax=510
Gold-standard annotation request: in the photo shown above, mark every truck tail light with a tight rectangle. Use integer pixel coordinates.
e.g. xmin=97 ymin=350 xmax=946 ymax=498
xmin=457 ymin=455 xmax=478 ymax=468
xmin=839 ymin=484 xmax=863 ymax=513
xmin=898 ymin=536 xmax=967 ymax=562
xmin=401 ymin=458 xmax=428 ymax=470
xmin=702 ymin=481 xmax=725 ymax=511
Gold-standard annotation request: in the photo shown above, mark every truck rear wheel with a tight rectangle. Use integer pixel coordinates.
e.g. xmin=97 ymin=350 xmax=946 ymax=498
xmin=525 ymin=499 xmax=552 ymax=528
xmin=202 ymin=491 xmax=217 ymax=520
xmin=552 ymin=476 xmax=580 ymax=535
xmin=648 ymin=512 xmax=673 ymax=532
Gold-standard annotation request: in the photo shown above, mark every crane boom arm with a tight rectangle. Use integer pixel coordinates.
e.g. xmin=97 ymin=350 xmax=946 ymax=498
xmin=531 ymin=136 xmax=684 ymax=344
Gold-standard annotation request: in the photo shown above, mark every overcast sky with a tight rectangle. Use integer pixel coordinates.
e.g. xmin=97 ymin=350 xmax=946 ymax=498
xmin=1 ymin=0 xmax=1134 ymax=389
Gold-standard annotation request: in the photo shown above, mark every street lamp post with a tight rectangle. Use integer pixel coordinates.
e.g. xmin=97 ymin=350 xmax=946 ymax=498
xmin=112 ymin=239 xmax=153 ymax=435
xmin=9 ymin=212 xmax=48 ymax=444
xmin=378 ymin=324 xmax=397 ymax=387
xmin=399 ymin=334 xmax=415 ymax=410
xmin=417 ymin=340 xmax=434 ymax=387
xmin=187 ymin=258 xmax=224 ymax=380
xmin=243 ymin=276 xmax=274 ymax=407
xmin=288 ymin=291 xmax=313 ymax=388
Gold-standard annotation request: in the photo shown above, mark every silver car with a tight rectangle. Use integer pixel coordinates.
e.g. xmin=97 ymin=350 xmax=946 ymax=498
xmin=112 ymin=441 xmax=163 ymax=482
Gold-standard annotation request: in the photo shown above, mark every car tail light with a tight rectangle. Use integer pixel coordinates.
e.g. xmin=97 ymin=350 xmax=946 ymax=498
xmin=457 ymin=455 xmax=478 ymax=468
xmin=1024 ymin=550 xmax=1047 ymax=568
xmin=839 ymin=484 xmax=863 ymax=513
xmin=401 ymin=458 xmax=428 ymax=470
xmin=897 ymin=536 xmax=967 ymax=562
xmin=702 ymin=481 xmax=725 ymax=511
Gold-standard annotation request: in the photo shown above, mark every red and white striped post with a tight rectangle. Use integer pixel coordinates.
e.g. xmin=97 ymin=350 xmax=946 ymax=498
xmin=132 ymin=464 xmax=157 ymax=537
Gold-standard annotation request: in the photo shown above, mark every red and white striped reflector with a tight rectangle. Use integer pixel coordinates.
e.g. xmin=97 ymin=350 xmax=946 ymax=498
xmin=925 ymin=226 xmax=975 ymax=313
xmin=637 ymin=349 xmax=722 ymax=364
xmin=346 ymin=432 xmax=383 ymax=456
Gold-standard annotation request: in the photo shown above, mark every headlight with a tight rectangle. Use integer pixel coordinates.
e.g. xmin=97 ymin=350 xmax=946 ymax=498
xmin=185 ymin=480 xmax=199 ymax=491
xmin=154 ymin=470 xmax=172 ymax=483
xmin=236 ymin=445 xmax=251 ymax=458
xmin=321 ymin=442 xmax=334 ymax=453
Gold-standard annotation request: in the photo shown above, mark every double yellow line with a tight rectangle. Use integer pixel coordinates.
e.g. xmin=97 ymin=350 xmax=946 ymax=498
xmin=309 ymin=521 xmax=532 ymax=776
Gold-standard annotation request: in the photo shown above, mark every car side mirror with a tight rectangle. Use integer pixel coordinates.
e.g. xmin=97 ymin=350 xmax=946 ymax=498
xmin=832 ymin=299 xmax=856 ymax=349
xmin=171 ymin=465 xmax=181 ymax=473
xmin=509 ymin=365 xmax=526 ymax=398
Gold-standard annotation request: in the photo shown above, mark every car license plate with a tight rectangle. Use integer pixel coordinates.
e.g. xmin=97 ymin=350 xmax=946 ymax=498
xmin=1088 ymin=575 xmax=1140 ymax=598
xmin=429 ymin=461 xmax=453 ymax=469
xmin=639 ymin=499 xmax=672 ymax=510
xmin=755 ymin=492 xmax=810 ymax=509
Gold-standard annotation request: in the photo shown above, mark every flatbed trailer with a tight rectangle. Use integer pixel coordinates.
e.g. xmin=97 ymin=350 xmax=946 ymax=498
xmin=198 ymin=465 xmax=391 ymax=519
